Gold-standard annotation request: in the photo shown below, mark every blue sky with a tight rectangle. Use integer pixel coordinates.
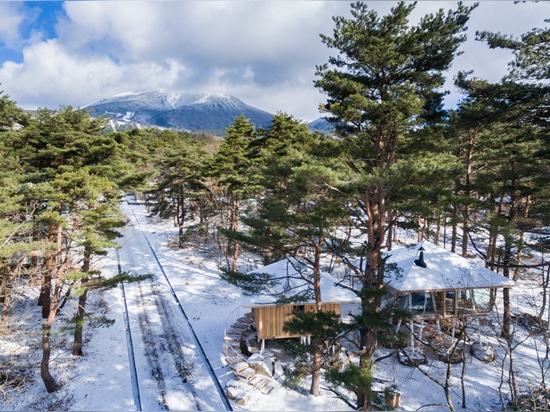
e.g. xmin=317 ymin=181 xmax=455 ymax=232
xmin=0 ymin=2 xmax=63 ymax=62
xmin=0 ymin=1 xmax=548 ymax=121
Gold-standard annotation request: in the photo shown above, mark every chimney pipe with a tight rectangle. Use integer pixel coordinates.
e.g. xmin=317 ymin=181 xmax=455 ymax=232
xmin=414 ymin=247 xmax=427 ymax=268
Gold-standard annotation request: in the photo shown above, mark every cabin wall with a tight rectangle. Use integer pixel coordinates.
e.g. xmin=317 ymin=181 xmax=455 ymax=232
xmin=253 ymin=302 xmax=340 ymax=340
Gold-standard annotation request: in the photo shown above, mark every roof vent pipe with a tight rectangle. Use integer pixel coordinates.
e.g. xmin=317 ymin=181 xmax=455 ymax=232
xmin=414 ymin=246 xmax=427 ymax=268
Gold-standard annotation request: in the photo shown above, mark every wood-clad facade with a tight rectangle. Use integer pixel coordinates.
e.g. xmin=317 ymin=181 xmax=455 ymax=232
xmin=248 ymin=302 xmax=348 ymax=340
xmin=245 ymin=258 xmax=361 ymax=341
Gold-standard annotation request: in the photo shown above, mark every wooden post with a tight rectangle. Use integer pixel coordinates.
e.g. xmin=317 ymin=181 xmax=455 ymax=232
xmin=395 ymin=318 xmax=402 ymax=333
xmin=410 ymin=321 xmax=415 ymax=353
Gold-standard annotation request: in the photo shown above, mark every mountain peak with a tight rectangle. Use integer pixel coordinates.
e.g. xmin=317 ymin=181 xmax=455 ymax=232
xmin=84 ymin=89 xmax=274 ymax=135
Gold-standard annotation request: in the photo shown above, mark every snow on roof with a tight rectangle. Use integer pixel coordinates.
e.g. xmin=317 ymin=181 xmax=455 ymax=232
xmin=247 ymin=257 xmax=359 ymax=305
xmin=384 ymin=240 xmax=516 ymax=292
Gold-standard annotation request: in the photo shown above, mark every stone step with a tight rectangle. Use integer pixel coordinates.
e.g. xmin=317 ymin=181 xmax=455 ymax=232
xmin=223 ymin=341 xmax=241 ymax=350
xmin=249 ymin=375 xmax=270 ymax=391
xmin=223 ymin=335 xmax=239 ymax=342
xmin=222 ymin=345 xmax=242 ymax=356
xmin=248 ymin=375 xmax=264 ymax=387
xmin=223 ymin=350 xmax=240 ymax=358
xmin=224 ymin=352 xmax=240 ymax=359
xmin=236 ymin=367 xmax=255 ymax=381
xmin=244 ymin=311 xmax=254 ymax=318
xmin=229 ymin=362 xmax=249 ymax=373
xmin=226 ymin=329 xmax=243 ymax=337
xmin=231 ymin=322 xmax=249 ymax=331
xmin=260 ymin=383 xmax=275 ymax=395
xmin=237 ymin=316 xmax=254 ymax=325
xmin=226 ymin=355 xmax=247 ymax=365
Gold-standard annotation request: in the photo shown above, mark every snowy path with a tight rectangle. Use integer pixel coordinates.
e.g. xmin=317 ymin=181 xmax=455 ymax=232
xmin=3 ymin=202 xmax=545 ymax=412
xmin=117 ymin=207 xmax=230 ymax=411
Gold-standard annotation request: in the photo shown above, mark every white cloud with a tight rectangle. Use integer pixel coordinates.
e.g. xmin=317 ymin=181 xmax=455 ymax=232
xmin=0 ymin=1 xmax=548 ymax=121
xmin=2 ymin=1 xmax=350 ymax=117
xmin=0 ymin=3 xmax=26 ymax=48
xmin=0 ymin=39 xmax=188 ymax=109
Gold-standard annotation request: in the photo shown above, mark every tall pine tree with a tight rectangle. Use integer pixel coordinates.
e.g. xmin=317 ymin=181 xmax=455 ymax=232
xmin=314 ymin=2 xmax=475 ymax=409
xmin=455 ymin=17 xmax=550 ymax=342
xmin=240 ymin=113 xmax=349 ymax=396
xmin=208 ymin=115 xmax=256 ymax=271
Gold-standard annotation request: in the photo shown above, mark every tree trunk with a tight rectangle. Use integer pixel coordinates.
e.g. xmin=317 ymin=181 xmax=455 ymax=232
xmin=30 ymin=226 xmax=41 ymax=288
xmin=538 ymin=263 xmax=549 ymax=322
xmin=508 ymin=340 xmax=518 ymax=408
xmin=355 ymin=391 xmax=367 ymax=411
xmin=444 ymin=360 xmax=456 ymax=411
xmin=461 ymin=137 xmax=474 ymax=258
xmin=513 ymin=196 xmax=530 ymax=281
xmin=489 ymin=193 xmax=505 ymax=272
xmin=460 ymin=346 xmax=467 ymax=409
xmin=37 ymin=256 xmax=54 ymax=319
xmin=39 ymin=222 xmax=59 ymax=318
xmin=73 ymin=248 xmax=91 ymax=356
xmin=358 ymin=322 xmax=376 ymax=411
xmin=501 ymin=193 xmax=517 ymax=341
xmin=41 ymin=320 xmax=60 ymax=392
xmin=230 ymin=197 xmax=240 ymax=272
xmin=310 ymin=239 xmax=323 ymax=396
xmin=451 ymin=207 xmax=458 ymax=254
xmin=386 ymin=210 xmax=396 ymax=251
xmin=72 ymin=290 xmax=88 ymax=356
xmin=177 ymin=185 xmax=186 ymax=249
xmin=353 ymin=187 xmax=387 ymax=410
xmin=41 ymin=219 xmax=64 ymax=392
xmin=461 ymin=203 xmax=470 ymax=258
xmin=41 ymin=270 xmax=62 ymax=392
xmin=364 ymin=189 xmax=386 ymax=295
xmin=501 ymin=242 xmax=513 ymax=341
xmin=434 ymin=214 xmax=441 ymax=246
xmin=501 ymin=282 xmax=511 ymax=341
xmin=310 ymin=350 xmax=322 ymax=396
xmin=0 ymin=266 xmax=13 ymax=326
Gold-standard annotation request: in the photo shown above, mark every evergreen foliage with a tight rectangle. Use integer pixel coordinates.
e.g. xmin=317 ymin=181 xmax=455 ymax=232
xmin=207 ymin=115 xmax=256 ymax=271
xmin=455 ymin=18 xmax=550 ymax=343
xmin=0 ymin=3 xmax=550 ymax=407
xmin=314 ymin=2 xmax=476 ymax=409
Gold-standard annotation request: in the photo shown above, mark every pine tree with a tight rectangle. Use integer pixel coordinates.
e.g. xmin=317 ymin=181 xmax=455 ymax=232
xmin=455 ymin=19 xmax=550 ymax=343
xmin=0 ymin=92 xmax=37 ymax=326
xmin=236 ymin=113 xmax=350 ymax=395
xmin=147 ymin=131 xmax=209 ymax=248
xmin=314 ymin=2 xmax=475 ymax=409
xmin=207 ymin=115 xmax=256 ymax=271
xmin=12 ymin=106 xmax=125 ymax=391
xmin=69 ymin=170 xmax=125 ymax=356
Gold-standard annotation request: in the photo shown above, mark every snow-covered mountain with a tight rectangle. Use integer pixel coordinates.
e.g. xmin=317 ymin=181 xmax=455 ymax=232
xmin=307 ymin=117 xmax=334 ymax=133
xmin=83 ymin=90 xmax=275 ymax=134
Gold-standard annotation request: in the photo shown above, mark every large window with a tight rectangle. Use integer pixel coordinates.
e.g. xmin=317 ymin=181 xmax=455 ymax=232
xmin=400 ymin=292 xmax=435 ymax=313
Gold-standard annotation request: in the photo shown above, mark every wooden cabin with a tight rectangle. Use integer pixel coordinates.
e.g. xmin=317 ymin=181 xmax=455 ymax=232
xmin=245 ymin=258 xmax=361 ymax=341
xmin=384 ymin=240 xmax=516 ymax=320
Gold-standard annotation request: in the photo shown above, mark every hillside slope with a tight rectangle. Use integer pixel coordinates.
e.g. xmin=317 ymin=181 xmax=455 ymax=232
xmin=84 ymin=90 xmax=274 ymax=134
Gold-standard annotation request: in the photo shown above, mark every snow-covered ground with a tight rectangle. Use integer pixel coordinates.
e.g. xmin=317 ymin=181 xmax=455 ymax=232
xmin=0 ymin=203 xmax=547 ymax=411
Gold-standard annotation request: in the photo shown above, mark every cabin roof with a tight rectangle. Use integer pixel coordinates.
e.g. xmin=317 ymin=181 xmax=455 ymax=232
xmin=384 ymin=240 xmax=516 ymax=293
xmin=246 ymin=257 xmax=359 ymax=306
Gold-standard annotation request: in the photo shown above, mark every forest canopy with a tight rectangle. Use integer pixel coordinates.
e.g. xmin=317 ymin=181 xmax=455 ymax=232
xmin=0 ymin=2 xmax=549 ymax=410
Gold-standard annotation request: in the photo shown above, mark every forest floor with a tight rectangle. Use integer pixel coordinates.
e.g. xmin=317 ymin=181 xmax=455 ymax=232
xmin=0 ymin=202 xmax=548 ymax=411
